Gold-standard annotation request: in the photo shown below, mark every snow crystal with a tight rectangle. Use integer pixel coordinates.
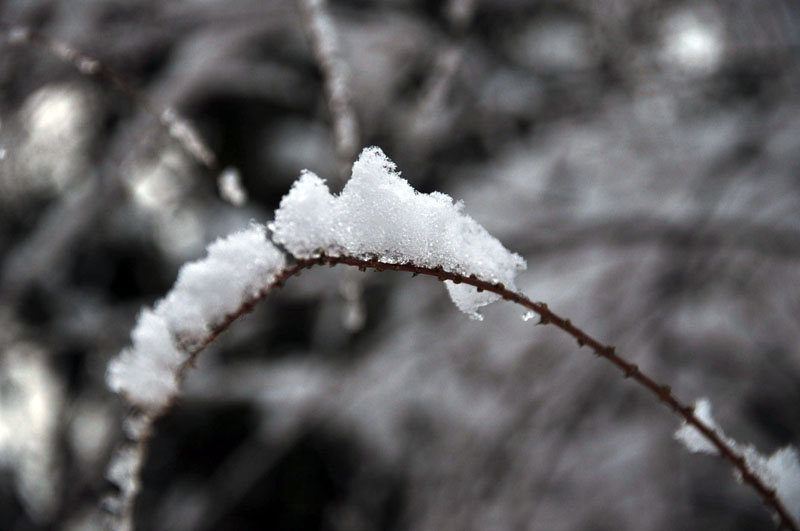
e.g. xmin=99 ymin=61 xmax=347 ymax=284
xmin=522 ymin=311 xmax=535 ymax=321
xmin=107 ymin=225 xmax=286 ymax=411
xmin=271 ymin=146 xmax=526 ymax=318
xmin=675 ymin=398 xmax=800 ymax=522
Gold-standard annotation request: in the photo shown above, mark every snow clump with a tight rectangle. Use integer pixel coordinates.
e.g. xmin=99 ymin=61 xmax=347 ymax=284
xmin=271 ymin=146 xmax=526 ymax=319
xmin=107 ymin=224 xmax=285 ymax=411
xmin=675 ymin=398 xmax=800 ymax=522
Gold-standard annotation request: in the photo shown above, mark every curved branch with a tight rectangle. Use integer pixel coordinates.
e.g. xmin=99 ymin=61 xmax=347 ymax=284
xmin=164 ymin=254 xmax=798 ymax=531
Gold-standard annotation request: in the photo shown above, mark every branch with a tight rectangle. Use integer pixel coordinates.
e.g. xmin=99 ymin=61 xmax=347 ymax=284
xmin=109 ymin=253 xmax=797 ymax=531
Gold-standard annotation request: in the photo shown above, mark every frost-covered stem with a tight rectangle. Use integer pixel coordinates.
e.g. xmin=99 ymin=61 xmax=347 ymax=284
xmin=295 ymin=0 xmax=359 ymax=186
xmin=1 ymin=23 xmax=216 ymax=169
xmin=159 ymin=254 xmax=797 ymax=531
xmin=104 ymin=412 xmax=156 ymax=531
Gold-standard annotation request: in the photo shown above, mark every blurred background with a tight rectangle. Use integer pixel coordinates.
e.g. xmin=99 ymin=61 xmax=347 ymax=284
xmin=1 ymin=0 xmax=799 ymax=529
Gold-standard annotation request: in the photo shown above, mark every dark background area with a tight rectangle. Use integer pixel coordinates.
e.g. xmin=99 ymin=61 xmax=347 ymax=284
xmin=1 ymin=0 xmax=799 ymax=529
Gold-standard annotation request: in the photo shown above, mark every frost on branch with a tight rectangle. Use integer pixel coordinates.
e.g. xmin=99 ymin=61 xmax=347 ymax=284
xmin=271 ymin=146 xmax=526 ymax=319
xmin=107 ymin=224 xmax=285 ymax=411
xmin=675 ymin=398 xmax=800 ymax=522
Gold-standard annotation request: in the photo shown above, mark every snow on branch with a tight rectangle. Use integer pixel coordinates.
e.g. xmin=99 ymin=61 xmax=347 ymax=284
xmin=107 ymin=224 xmax=285 ymax=412
xmin=676 ymin=398 xmax=800 ymax=524
xmin=104 ymin=146 xmax=525 ymax=529
xmin=105 ymin=147 xmax=799 ymax=531
xmin=109 ymin=146 xmax=525 ymax=411
xmin=270 ymin=146 xmax=526 ymax=319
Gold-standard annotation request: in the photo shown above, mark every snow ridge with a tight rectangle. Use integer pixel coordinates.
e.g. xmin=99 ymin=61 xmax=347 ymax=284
xmin=270 ymin=146 xmax=526 ymax=319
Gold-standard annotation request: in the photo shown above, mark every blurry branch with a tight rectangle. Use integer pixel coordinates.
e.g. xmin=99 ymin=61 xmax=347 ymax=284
xmin=295 ymin=0 xmax=359 ymax=187
xmin=103 ymin=412 xmax=155 ymax=531
xmin=0 ymin=24 xmax=221 ymax=298
xmin=106 ymin=253 xmax=799 ymax=531
xmin=445 ymin=0 xmax=479 ymax=35
xmin=407 ymin=0 xmax=477 ymax=139
xmin=0 ymin=23 xmax=217 ymax=170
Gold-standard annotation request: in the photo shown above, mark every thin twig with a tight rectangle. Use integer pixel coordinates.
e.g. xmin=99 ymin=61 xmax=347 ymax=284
xmin=164 ymin=255 xmax=799 ymax=530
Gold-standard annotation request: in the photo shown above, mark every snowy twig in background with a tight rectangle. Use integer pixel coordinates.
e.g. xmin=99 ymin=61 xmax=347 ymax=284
xmin=105 ymin=147 xmax=800 ymax=530
xmin=295 ymin=0 xmax=359 ymax=187
xmin=408 ymin=0 xmax=478 ymax=139
xmin=0 ymin=23 xmax=217 ymax=170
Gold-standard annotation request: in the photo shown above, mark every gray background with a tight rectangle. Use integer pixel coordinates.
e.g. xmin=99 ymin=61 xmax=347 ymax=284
xmin=0 ymin=0 xmax=799 ymax=529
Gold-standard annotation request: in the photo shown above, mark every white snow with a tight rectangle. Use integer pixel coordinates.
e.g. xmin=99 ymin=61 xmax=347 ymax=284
xmin=674 ymin=398 xmax=719 ymax=454
xmin=675 ymin=398 xmax=800 ymax=522
xmin=105 ymin=445 xmax=140 ymax=508
xmin=271 ymin=146 xmax=526 ymax=318
xmin=155 ymin=224 xmax=286 ymax=338
xmin=106 ymin=310 xmax=182 ymax=410
xmin=107 ymin=224 xmax=285 ymax=411
xmin=110 ymin=147 xmax=525 ymax=409
xmin=218 ymin=167 xmax=247 ymax=206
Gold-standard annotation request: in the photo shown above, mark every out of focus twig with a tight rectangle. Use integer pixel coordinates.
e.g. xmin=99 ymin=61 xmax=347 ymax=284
xmin=295 ymin=0 xmax=360 ymax=187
